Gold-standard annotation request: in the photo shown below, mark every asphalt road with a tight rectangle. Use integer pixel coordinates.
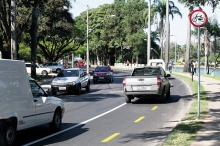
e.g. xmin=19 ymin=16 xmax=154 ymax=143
xmin=16 ymin=68 xmax=193 ymax=146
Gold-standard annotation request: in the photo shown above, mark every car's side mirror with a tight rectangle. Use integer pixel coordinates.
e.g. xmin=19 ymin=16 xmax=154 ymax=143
xmin=46 ymin=89 xmax=52 ymax=96
xmin=166 ymin=74 xmax=171 ymax=77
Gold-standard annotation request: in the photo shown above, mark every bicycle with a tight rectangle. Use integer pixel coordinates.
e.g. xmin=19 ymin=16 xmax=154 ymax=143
xmin=192 ymin=14 xmax=204 ymax=23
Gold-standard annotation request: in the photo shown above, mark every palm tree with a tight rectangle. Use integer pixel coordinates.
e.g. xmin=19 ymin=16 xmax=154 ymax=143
xmin=183 ymin=6 xmax=193 ymax=72
xmin=152 ymin=0 xmax=182 ymax=59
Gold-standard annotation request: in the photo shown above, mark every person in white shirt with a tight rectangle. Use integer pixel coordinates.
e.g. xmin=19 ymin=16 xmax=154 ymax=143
xmin=193 ymin=61 xmax=198 ymax=73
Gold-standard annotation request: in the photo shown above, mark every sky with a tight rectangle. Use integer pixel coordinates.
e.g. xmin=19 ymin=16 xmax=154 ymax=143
xmin=69 ymin=0 xmax=220 ymax=46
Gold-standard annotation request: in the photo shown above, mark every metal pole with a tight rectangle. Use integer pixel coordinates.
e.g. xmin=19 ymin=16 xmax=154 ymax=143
xmin=197 ymin=27 xmax=201 ymax=117
xmin=11 ymin=0 xmax=17 ymax=59
xmin=147 ymin=0 xmax=151 ymax=64
xmin=165 ymin=0 xmax=169 ymax=70
xmin=175 ymin=36 xmax=177 ymax=63
xmin=86 ymin=5 xmax=89 ymax=74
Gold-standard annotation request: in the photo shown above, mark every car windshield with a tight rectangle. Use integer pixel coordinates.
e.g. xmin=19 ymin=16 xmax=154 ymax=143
xmin=132 ymin=68 xmax=161 ymax=76
xmin=95 ymin=67 xmax=109 ymax=72
xmin=57 ymin=70 xmax=79 ymax=77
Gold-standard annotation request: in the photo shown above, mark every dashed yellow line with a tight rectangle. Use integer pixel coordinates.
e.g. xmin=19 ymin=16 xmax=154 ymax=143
xmin=101 ymin=133 xmax=120 ymax=142
xmin=151 ymin=106 xmax=158 ymax=110
xmin=134 ymin=116 xmax=145 ymax=123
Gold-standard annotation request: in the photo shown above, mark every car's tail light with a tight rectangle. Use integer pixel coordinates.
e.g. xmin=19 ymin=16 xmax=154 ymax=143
xmin=157 ymin=77 xmax=161 ymax=86
xmin=123 ymin=78 xmax=126 ymax=86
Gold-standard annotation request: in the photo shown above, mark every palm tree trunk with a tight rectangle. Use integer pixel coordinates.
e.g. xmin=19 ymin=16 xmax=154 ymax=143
xmin=159 ymin=18 xmax=163 ymax=59
xmin=204 ymin=30 xmax=209 ymax=74
xmin=183 ymin=8 xmax=192 ymax=72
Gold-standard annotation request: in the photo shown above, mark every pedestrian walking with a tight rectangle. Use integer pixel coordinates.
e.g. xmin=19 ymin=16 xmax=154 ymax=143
xmin=168 ymin=60 xmax=173 ymax=74
xmin=126 ymin=60 xmax=130 ymax=68
xmin=193 ymin=61 xmax=198 ymax=74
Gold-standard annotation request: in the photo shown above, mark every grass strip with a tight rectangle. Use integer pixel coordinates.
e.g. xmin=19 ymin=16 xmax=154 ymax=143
xmin=163 ymin=74 xmax=208 ymax=146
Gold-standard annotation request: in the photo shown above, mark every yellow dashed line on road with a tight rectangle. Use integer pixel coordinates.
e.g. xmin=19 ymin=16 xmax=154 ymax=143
xmin=151 ymin=106 xmax=158 ymax=110
xmin=101 ymin=133 xmax=120 ymax=142
xmin=134 ymin=116 xmax=145 ymax=123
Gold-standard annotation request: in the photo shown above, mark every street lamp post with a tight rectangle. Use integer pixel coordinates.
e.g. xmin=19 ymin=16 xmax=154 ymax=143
xmin=147 ymin=0 xmax=151 ymax=64
xmin=170 ymin=34 xmax=177 ymax=63
xmin=165 ymin=0 xmax=170 ymax=70
xmin=86 ymin=5 xmax=89 ymax=74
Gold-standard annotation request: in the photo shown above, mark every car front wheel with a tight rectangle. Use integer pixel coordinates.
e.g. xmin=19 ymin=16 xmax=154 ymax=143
xmin=49 ymin=109 xmax=62 ymax=131
xmin=86 ymin=82 xmax=90 ymax=92
xmin=0 ymin=122 xmax=16 ymax=146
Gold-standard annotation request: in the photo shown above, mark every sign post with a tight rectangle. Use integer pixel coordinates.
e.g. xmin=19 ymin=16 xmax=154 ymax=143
xmin=189 ymin=9 xmax=208 ymax=117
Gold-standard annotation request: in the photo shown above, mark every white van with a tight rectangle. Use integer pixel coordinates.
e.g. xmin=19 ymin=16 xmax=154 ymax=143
xmin=147 ymin=59 xmax=166 ymax=71
xmin=0 ymin=59 xmax=65 ymax=146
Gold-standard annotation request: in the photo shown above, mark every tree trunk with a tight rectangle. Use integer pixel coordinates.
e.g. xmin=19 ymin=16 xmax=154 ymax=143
xmin=204 ymin=30 xmax=209 ymax=74
xmin=183 ymin=8 xmax=192 ymax=72
xmin=159 ymin=17 xmax=163 ymax=59
xmin=96 ymin=50 xmax=100 ymax=65
xmin=30 ymin=1 xmax=39 ymax=77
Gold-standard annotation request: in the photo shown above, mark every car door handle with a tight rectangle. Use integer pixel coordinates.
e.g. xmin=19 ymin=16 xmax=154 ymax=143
xmin=34 ymin=99 xmax=38 ymax=102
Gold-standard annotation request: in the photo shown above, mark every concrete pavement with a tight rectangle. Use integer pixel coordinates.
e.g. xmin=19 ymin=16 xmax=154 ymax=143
xmin=172 ymin=71 xmax=220 ymax=146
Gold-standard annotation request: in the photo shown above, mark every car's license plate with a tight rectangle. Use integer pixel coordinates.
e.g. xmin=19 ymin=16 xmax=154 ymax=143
xmin=133 ymin=86 xmax=150 ymax=90
xmin=59 ymin=87 xmax=66 ymax=90
xmin=99 ymin=77 xmax=104 ymax=79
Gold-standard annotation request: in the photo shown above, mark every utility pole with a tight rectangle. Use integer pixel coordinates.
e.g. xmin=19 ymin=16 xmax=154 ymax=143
xmin=147 ymin=0 xmax=151 ymax=64
xmin=165 ymin=0 xmax=169 ymax=70
xmin=11 ymin=0 xmax=17 ymax=59
xmin=86 ymin=5 xmax=89 ymax=74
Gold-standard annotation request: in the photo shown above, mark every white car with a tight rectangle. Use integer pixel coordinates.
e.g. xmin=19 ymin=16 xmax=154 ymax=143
xmin=25 ymin=62 xmax=52 ymax=75
xmin=0 ymin=59 xmax=65 ymax=146
xmin=51 ymin=68 xmax=90 ymax=95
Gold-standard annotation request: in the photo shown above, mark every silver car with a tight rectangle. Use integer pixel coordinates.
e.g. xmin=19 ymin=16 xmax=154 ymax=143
xmin=42 ymin=62 xmax=64 ymax=73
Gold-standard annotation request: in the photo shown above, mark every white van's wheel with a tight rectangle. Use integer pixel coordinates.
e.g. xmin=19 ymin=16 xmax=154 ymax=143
xmin=49 ymin=110 xmax=62 ymax=131
xmin=0 ymin=122 xmax=16 ymax=146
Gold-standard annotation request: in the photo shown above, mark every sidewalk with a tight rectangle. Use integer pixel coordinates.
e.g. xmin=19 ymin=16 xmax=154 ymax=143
xmin=172 ymin=71 xmax=220 ymax=146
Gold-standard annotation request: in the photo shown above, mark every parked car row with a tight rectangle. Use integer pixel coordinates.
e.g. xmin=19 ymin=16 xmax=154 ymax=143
xmin=25 ymin=63 xmax=52 ymax=75
xmin=25 ymin=60 xmax=92 ymax=76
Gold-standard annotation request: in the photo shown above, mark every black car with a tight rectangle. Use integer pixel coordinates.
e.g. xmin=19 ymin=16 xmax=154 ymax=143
xmin=93 ymin=66 xmax=113 ymax=83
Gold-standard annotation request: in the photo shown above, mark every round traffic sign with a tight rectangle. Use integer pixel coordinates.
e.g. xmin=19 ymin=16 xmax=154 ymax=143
xmin=190 ymin=10 xmax=208 ymax=27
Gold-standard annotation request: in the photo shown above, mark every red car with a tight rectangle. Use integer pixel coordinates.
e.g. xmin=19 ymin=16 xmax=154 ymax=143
xmin=77 ymin=61 xmax=85 ymax=66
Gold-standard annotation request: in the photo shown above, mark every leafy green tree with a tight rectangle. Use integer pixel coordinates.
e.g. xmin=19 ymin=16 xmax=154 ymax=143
xmin=178 ymin=0 xmax=219 ymax=11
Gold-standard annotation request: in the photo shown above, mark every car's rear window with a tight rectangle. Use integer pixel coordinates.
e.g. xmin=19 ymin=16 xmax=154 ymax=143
xmin=57 ymin=70 xmax=79 ymax=77
xmin=95 ymin=67 xmax=109 ymax=72
xmin=132 ymin=68 xmax=161 ymax=76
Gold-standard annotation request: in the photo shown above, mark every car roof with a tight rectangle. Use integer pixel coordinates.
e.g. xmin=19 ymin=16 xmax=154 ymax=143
xmin=134 ymin=66 xmax=161 ymax=69
xmin=96 ymin=66 xmax=110 ymax=68
xmin=63 ymin=68 xmax=82 ymax=70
